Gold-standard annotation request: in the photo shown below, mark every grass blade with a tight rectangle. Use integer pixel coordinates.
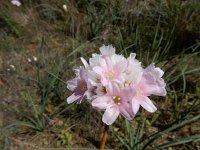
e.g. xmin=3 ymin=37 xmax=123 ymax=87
xmin=155 ymin=134 xmax=200 ymax=149
xmin=139 ymin=114 xmax=200 ymax=149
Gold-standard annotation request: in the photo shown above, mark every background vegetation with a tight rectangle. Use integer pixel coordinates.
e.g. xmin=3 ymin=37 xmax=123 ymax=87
xmin=0 ymin=0 xmax=200 ymax=149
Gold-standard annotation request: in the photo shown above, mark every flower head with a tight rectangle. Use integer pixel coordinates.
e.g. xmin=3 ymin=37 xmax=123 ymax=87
xmin=131 ymin=64 xmax=166 ymax=114
xmin=66 ymin=45 xmax=167 ymax=125
xmin=92 ymin=51 xmax=127 ymax=86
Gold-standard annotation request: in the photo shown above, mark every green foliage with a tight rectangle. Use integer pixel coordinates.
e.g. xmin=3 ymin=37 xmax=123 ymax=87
xmin=112 ymin=114 xmax=200 ymax=149
xmin=0 ymin=13 xmax=23 ymax=36
xmin=5 ymin=91 xmax=48 ymax=132
xmin=35 ymin=3 xmax=64 ymax=23
xmin=0 ymin=4 xmax=23 ymax=52
xmin=57 ymin=129 xmax=73 ymax=146
xmin=195 ymin=82 xmax=200 ymax=98
xmin=0 ymin=34 xmax=20 ymax=51
xmin=155 ymin=134 xmax=200 ymax=149
xmin=23 ymin=92 xmax=46 ymax=131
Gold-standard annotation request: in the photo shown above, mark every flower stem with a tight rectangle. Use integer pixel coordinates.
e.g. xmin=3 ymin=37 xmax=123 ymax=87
xmin=100 ymin=124 xmax=109 ymax=150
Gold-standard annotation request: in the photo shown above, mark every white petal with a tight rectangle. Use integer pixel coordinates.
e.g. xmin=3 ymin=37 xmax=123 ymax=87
xmin=87 ymin=71 xmax=100 ymax=86
xmin=140 ymin=97 xmax=157 ymax=113
xmin=107 ymin=83 xmax=114 ymax=95
xmin=145 ymin=64 xmax=164 ymax=78
xmin=155 ymin=67 xmax=164 ymax=77
xmin=93 ymin=66 xmax=103 ymax=75
xmin=92 ymin=53 xmax=97 ymax=57
xmin=80 ymin=57 xmax=88 ymax=68
xmin=100 ymin=45 xmax=115 ymax=56
xmin=129 ymin=53 xmax=136 ymax=59
xmin=67 ymin=93 xmax=81 ymax=104
xmin=99 ymin=58 xmax=107 ymax=67
xmin=102 ymin=106 xmax=119 ymax=125
xmin=111 ymin=54 xmax=123 ymax=62
xmin=89 ymin=55 xmax=101 ymax=66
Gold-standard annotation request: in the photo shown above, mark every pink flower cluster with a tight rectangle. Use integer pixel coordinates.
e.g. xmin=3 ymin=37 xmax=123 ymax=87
xmin=67 ymin=45 xmax=166 ymax=125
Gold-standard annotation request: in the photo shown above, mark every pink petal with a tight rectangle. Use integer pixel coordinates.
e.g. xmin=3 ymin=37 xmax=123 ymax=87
xmin=142 ymin=83 xmax=166 ymax=96
xmin=144 ymin=64 xmax=164 ymax=79
xmin=101 ymin=77 xmax=108 ymax=86
xmin=131 ymin=98 xmax=140 ymax=114
xmin=140 ymin=63 xmax=166 ymax=96
xmin=140 ymin=96 xmax=157 ymax=113
xmin=102 ymin=106 xmax=119 ymax=125
xmin=79 ymin=68 xmax=87 ymax=80
xmin=112 ymin=83 xmax=121 ymax=94
xmin=121 ymin=86 xmax=136 ymax=102
xmin=92 ymin=96 xmax=110 ymax=110
xmin=67 ymin=79 xmax=77 ymax=91
xmin=113 ymin=78 xmax=124 ymax=84
xmin=149 ymin=86 xmax=166 ymax=96
xmin=114 ymin=60 xmax=127 ymax=73
xmin=107 ymin=82 xmax=120 ymax=95
xmin=67 ymin=93 xmax=81 ymax=104
xmin=120 ymin=103 xmax=135 ymax=120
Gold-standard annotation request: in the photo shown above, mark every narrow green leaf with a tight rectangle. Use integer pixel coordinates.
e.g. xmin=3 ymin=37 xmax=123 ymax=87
xmin=155 ymin=135 xmax=200 ymax=149
xmin=137 ymin=114 xmax=200 ymax=148
xmin=116 ymin=134 xmax=131 ymax=150
xmin=125 ymin=120 xmax=134 ymax=148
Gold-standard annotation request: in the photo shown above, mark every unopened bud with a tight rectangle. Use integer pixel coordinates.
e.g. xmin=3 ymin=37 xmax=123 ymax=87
xmin=63 ymin=4 xmax=68 ymax=12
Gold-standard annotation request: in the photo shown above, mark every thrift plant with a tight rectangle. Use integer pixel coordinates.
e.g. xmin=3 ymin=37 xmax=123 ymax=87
xmin=67 ymin=45 xmax=166 ymax=149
